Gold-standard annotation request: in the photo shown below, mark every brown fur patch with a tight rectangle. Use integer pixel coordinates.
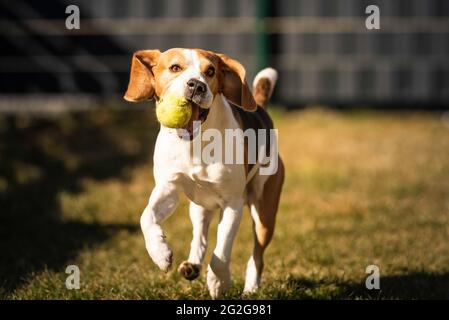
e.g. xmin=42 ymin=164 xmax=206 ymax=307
xmin=229 ymin=102 xmax=273 ymax=177
xmin=253 ymin=77 xmax=272 ymax=108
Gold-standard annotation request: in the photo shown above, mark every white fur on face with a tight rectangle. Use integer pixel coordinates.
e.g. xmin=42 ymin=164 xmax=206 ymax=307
xmin=163 ymin=49 xmax=214 ymax=109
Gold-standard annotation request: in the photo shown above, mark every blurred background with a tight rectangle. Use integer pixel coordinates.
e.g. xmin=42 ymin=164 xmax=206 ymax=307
xmin=1 ymin=0 xmax=449 ymax=110
xmin=1 ymin=0 xmax=449 ymax=299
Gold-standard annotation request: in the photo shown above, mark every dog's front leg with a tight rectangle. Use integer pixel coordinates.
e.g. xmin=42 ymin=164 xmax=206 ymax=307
xmin=207 ymin=198 xmax=244 ymax=298
xmin=140 ymin=184 xmax=179 ymax=272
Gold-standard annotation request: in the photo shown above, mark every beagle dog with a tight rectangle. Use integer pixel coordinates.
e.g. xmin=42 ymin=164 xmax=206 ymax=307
xmin=124 ymin=48 xmax=284 ymax=298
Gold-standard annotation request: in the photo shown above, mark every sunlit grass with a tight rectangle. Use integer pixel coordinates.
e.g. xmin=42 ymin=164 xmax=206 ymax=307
xmin=1 ymin=107 xmax=449 ymax=299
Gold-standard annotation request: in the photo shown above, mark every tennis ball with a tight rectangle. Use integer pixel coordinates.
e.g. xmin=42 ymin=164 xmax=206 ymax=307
xmin=156 ymin=95 xmax=192 ymax=128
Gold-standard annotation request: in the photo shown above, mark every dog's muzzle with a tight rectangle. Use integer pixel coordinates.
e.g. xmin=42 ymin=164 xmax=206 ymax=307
xmin=185 ymin=78 xmax=207 ymax=102
xmin=180 ymin=101 xmax=209 ymax=140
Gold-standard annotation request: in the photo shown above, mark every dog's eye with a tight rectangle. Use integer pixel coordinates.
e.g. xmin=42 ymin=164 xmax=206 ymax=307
xmin=169 ymin=64 xmax=182 ymax=73
xmin=205 ymin=66 xmax=215 ymax=77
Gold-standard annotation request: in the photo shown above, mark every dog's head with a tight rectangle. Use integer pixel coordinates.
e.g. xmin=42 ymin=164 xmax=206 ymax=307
xmin=124 ymin=48 xmax=257 ymax=134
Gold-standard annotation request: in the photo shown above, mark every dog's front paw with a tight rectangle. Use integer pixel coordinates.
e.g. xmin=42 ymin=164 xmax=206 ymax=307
xmin=243 ymin=283 xmax=259 ymax=295
xmin=207 ymin=265 xmax=230 ymax=299
xmin=178 ymin=261 xmax=201 ymax=281
xmin=146 ymin=236 xmax=173 ymax=272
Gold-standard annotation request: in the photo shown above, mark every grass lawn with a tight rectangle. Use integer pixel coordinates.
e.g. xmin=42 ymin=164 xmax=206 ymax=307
xmin=1 ymin=106 xmax=448 ymax=299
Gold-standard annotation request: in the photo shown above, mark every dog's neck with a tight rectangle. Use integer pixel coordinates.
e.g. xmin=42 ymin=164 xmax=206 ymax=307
xmin=201 ymin=94 xmax=239 ymax=133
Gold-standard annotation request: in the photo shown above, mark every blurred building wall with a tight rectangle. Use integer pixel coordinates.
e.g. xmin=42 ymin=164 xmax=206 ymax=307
xmin=0 ymin=0 xmax=448 ymax=108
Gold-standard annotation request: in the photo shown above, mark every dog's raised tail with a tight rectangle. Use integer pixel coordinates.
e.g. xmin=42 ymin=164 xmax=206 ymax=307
xmin=252 ymin=67 xmax=278 ymax=108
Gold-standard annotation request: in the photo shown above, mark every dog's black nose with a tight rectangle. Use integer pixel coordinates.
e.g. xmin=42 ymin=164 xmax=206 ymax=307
xmin=186 ymin=78 xmax=207 ymax=98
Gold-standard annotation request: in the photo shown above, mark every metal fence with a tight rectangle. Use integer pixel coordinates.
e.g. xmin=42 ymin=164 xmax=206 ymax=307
xmin=1 ymin=0 xmax=448 ymax=109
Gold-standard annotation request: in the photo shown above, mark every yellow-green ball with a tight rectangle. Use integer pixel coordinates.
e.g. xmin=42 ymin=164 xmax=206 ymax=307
xmin=156 ymin=95 xmax=192 ymax=128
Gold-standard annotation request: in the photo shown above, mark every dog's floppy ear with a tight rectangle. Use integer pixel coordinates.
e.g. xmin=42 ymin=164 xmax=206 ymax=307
xmin=218 ymin=53 xmax=257 ymax=112
xmin=124 ymin=50 xmax=161 ymax=102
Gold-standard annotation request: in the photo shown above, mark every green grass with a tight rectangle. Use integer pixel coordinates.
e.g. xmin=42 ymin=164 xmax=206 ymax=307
xmin=1 ymin=107 xmax=448 ymax=299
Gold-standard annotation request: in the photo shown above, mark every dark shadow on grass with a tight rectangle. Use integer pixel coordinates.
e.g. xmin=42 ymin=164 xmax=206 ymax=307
xmin=283 ymin=273 xmax=449 ymax=299
xmin=0 ymin=109 xmax=158 ymax=295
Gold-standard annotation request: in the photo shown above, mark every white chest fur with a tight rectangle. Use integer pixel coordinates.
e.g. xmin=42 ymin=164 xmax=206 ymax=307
xmin=152 ymin=95 xmax=246 ymax=210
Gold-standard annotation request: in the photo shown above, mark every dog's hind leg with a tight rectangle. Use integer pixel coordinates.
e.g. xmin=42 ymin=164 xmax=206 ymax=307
xmin=244 ymin=158 xmax=284 ymax=293
xmin=178 ymin=202 xmax=215 ymax=281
